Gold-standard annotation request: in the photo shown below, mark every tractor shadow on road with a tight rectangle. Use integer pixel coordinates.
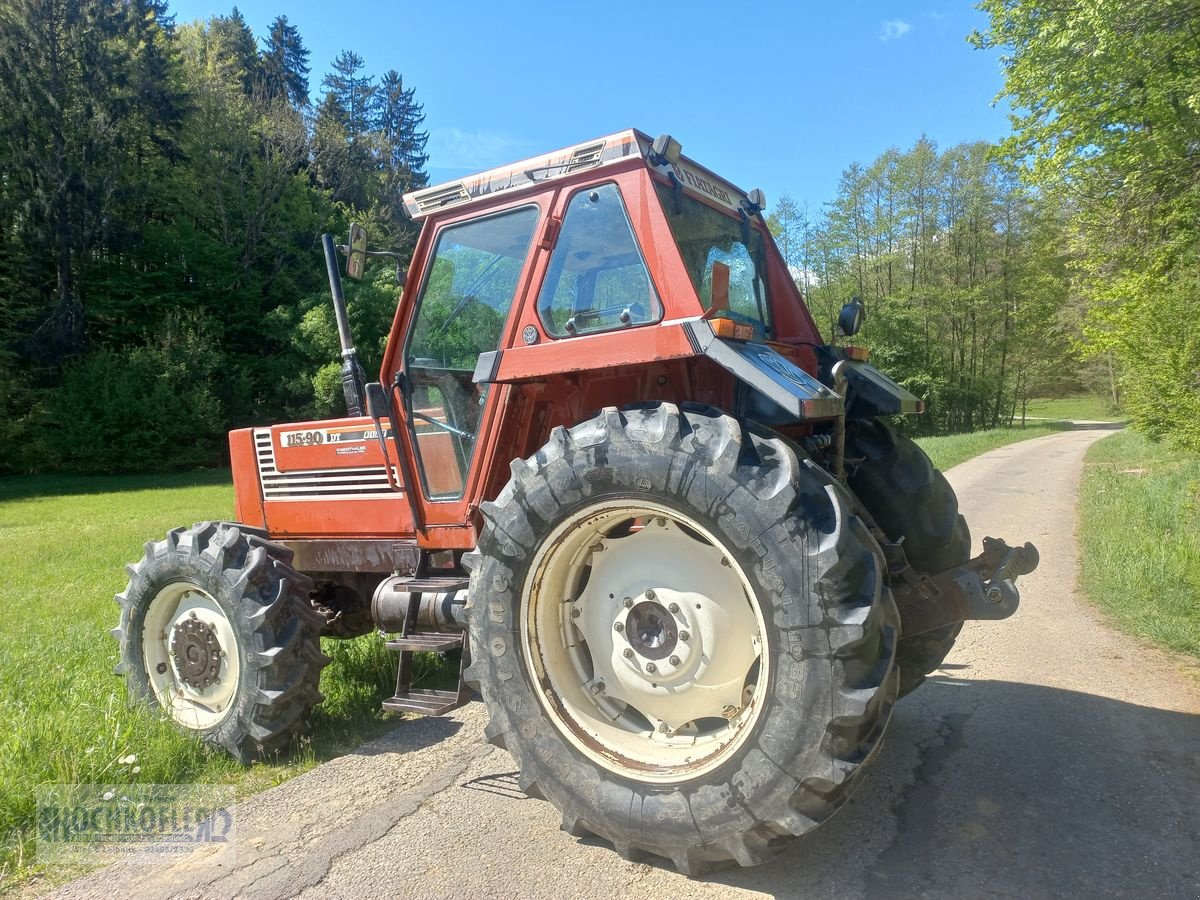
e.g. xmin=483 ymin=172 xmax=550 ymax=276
xmin=689 ymin=678 xmax=1200 ymax=898
xmin=346 ymin=713 xmax=463 ymax=758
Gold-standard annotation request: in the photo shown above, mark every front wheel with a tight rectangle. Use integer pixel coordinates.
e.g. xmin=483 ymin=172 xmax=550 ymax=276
xmin=113 ymin=522 xmax=328 ymax=762
xmin=464 ymin=404 xmax=898 ymax=872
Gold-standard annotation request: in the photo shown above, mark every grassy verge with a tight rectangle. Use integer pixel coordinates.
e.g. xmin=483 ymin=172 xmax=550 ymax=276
xmin=914 ymin=421 xmax=1075 ymax=471
xmin=0 ymin=472 xmax=443 ymax=891
xmin=1079 ymin=430 xmax=1200 ymax=659
xmin=1016 ymin=395 xmax=1124 ymax=422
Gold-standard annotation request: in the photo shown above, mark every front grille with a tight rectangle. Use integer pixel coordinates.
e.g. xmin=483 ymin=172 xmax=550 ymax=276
xmin=254 ymin=429 xmax=399 ymax=498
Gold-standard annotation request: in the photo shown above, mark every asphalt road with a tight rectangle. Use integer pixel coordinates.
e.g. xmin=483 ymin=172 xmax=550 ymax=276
xmin=50 ymin=425 xmax=1200 ymax=899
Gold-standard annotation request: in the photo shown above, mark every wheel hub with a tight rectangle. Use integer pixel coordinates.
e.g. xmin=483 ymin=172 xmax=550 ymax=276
xmin=570 ymin=517 xmax=761 ymax=732
xmin=625 ymin=599 xmax=677 ymax=660
xmin=170 ymin=613 xmax=222 ymax=690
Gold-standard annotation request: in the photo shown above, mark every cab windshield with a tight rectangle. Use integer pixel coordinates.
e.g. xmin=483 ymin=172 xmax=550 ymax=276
xmin=653 ymin=181 xmax=773 ymax=337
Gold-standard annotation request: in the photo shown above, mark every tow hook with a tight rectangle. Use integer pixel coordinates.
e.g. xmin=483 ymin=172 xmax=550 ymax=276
xmin=891 ymin=537 xmax=1040 ymax=638
xmin=981 ymin=536 xmax=1039 ymax=608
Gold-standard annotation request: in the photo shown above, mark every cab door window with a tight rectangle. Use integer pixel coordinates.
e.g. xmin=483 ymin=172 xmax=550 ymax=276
xmin=537 ymin=184 xmax=661 ymax=336
xmin=405 ymin=205 xmax=539 ymax=499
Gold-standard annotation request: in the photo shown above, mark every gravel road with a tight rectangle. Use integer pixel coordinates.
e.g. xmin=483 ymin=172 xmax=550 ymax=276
xmin=49 ymin=425 xmax=1200 ymax=899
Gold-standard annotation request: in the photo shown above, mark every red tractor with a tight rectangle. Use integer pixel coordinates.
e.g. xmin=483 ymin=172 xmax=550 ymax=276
xmin=113 ymin=130 xmax=1037 ymax=872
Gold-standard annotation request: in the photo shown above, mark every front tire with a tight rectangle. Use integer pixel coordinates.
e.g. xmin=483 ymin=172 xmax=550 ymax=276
xmin=464 ymin=404 xmax=898 ymax=872
xmin=113 ymin=522 xmax=328 ymax=762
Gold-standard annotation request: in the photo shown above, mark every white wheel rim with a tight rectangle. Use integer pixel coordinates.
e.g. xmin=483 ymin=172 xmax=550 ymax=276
xmin=523 ymin=500 xmax=769 ymax=783
xmin=141 ymin=582 xmax=242 ymax=731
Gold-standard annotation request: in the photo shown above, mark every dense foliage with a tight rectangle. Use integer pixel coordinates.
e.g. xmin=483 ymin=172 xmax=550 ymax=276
xmin=973 ymin=0 xmax=1200 ymax=450
xmin=0 ymin=1 xmax=426 ymax=473
xmin=768 ymin=139 xmax=1074 ymax=433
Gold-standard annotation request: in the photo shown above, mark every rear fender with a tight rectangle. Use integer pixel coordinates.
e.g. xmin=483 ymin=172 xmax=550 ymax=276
xmin=680 ymin=321 xmax=843 ymax=421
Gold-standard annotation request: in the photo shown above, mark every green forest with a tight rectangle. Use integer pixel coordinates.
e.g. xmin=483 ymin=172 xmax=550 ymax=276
xmin=0 ymin=1 xmax=425 ymax=473
xmin=0 ymin=0 xmax=1197 ymax=475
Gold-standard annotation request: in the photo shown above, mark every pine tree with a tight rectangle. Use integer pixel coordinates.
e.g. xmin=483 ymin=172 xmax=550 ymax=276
xmin=375 ymin=70 xmax=428 ymax=190
xmin=259 ymin=14 xmax=309 ymax=108
xmin=208 ymin=7 xmax=259 ymax=96
xmin=321 ymin=50 xmax=375 ymax=141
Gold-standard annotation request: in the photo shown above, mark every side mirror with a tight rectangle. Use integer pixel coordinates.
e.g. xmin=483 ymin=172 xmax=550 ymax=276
xmin=365 ymin=381 xmax=390 ymax=420
xmin=346 ymin=223 xmax=368 ymax=280
xmin=837 ymin=297 xmax=865 ymax=338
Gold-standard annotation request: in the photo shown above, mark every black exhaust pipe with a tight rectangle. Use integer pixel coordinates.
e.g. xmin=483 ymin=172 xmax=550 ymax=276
xmin=322 ymin=233 xmax=367 ymax=417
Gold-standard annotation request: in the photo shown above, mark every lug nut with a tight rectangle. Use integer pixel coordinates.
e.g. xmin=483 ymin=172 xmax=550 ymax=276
xmin=613 ymin=622 xmax=624 ymax=633
xmin=590 ymin=682 xmax=605 ymax=695
xmin=645 ymin=662 xmax=657 ymax=674
xmin=668 ymin=602 xmax=679 ymax=614
xmin=623 ymin=648 xmax=634 ymax=659
xmin=679 ymin=630 xmax=690 ymax=642
xmin=658 ymin=723 xmax=670 ymax=733
xmin=571 ymin=608 xmax=580 ymax=618
xmin=669 ymin=655 xmax=680 ymax=666
xmin=623 ymin=597 xmax=633 ymax=608
xmin=645 ymin=589 xmax=656 ymax=601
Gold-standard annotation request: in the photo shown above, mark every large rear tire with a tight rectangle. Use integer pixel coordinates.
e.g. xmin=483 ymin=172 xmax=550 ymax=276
xmin=113 ymin=522 xmax=328 ymax=762
xmin=845 ymin=419 xmax=971 ymax=697
xmin=464 ymin=404 xmax=898 ymax=872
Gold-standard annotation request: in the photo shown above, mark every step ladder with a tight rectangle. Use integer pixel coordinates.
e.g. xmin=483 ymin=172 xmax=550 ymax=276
xmin=382 ymin=568 xmax=471 ymax=717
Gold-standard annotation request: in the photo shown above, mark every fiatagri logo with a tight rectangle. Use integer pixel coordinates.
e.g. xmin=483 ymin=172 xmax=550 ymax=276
xmin=669 ymin=161 xmax=737 ymax=209
xmin=37 ymin=782 xmax=236 ymax=865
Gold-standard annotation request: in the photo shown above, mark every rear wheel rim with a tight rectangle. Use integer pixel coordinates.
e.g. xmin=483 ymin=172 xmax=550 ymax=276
xmin=523 ymin=499 xmax=769 ymax=784
xmin=142 ymin=583 xmax=242 ymax=731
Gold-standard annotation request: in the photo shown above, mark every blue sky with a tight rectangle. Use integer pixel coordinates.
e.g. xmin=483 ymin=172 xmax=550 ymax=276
xmin=169 ymin=1 xmax=1010 ymax=211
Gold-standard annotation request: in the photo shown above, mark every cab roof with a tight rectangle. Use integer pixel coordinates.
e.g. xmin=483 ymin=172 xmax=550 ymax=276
xmin=401 ymin=129 xmax=755 ymax=220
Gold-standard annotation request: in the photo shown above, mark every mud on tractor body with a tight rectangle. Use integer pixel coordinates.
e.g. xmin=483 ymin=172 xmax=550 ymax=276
xmin=113 ymin=130 xmax=1038 ymax=872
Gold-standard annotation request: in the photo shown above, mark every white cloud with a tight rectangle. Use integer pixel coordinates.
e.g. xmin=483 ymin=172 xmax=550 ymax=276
xmin=425 ymin=127 xmax=534 ymax=171
xmin=880 ymin=19 xmax=912 ymax=41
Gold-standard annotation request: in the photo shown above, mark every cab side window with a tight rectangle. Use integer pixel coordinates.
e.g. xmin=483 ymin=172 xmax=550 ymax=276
xmin=537 ymin=184 xmax=661 ymax=336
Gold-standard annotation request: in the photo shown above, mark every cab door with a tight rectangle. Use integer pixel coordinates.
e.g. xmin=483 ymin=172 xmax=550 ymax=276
xmin=387 ymin=201 xmax=544 ymax=544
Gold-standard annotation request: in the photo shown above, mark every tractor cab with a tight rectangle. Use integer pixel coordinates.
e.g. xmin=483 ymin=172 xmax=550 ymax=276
xmin=227 ymin=129 xmax=873 ymax=552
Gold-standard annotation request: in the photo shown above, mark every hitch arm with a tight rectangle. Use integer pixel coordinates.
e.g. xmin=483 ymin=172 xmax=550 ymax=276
xmin=892 ymin=537 xmax=1040 ymax=639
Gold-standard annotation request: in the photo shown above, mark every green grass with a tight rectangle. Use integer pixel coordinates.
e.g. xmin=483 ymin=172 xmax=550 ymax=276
xmin=914 ymin=421 xmax=1076 ymax=471
xmin=1079 ymin=430 xmax=1200 ymax=659
xmin=1015 ymin=395 xmax=1125 ymax=422
xmin=0 ymin=471 xmax=443 ymax=891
